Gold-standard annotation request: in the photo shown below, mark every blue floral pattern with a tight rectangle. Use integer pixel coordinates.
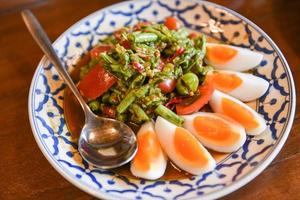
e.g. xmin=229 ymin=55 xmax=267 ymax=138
xmin=29 ymin=0 xmax=295 ymax=199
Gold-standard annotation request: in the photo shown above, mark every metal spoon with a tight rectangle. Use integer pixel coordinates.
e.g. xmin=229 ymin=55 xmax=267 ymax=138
xmin=22 ymin=10 xmax=137 ymax=169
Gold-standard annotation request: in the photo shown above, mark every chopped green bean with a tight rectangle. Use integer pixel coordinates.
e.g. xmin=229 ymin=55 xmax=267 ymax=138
xmin=130 ymin=74 xmax=145 ymax=89
xmin=155 ymin=105 xmax=184 ymax=126
xmin=88 ymin=100 xmax=100 ymax=111
xmin=101 ymin=93 xmax=110 ymax=103
xmin=134 ymin=85 xmax=149 ymax=98
xmin=144 ymin=27 xmax=167 ymax=41
xmin=131 ymin=103 xmax=150 ymax=122
xmin=110 ymin=64 xmax=133 ymax=79
xmin=100 ymin=53 xmax=118 ymax=64
xmin=116 ymin=113 xmax=128 ymax=122
xmin=109 ymin=93 xmax=119 ymax=105
xmin=129 ymin=32 xmax=158 ymax=43
xmin=116 ymin=90 xmax=136 ymax=114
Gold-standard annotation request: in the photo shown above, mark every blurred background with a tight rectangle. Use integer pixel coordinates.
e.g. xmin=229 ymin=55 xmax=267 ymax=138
xmin=0 ymin=0 xmax=299 ymax=199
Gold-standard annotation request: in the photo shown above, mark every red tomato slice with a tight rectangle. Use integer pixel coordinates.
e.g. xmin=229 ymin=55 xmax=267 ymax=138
xmin=78 ymin=64 xmax=117 ymax=100
xmin=90 ymin=45 xmax=113 ymax=58
xmin=176 ymin=82 xmax=214 ymax=115
xmin=120 ymin=40 xmax=131 ymax=49
xmin=164 ymin=17 xmax=181 ymax=30
xmin=158 ymin=79 xmax=177 ymax=93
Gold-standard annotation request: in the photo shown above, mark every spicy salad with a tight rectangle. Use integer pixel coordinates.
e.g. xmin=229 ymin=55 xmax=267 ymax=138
xmin=78 ymin=17 xmax=211 ymax=126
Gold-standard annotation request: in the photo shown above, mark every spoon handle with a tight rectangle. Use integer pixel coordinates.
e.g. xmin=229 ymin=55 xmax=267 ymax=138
xmin=21 ymin=9 xmax=90 ymax=114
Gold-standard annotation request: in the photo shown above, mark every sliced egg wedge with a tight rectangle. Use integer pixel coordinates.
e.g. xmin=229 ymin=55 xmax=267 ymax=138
xmin=155 ymin=116 xmax=216 ymax=175
xmin=205 ymin=43 xmax=263 ymax=71
xmin=130 ymin=121 xmax=167 ymax=180
xmin=206 ymin=70 xmax=269 ymax=102
xmin=182 ymin=112 xmax=246 ymax=153
xmin=209 ymin=90 xmax=267 ymax=135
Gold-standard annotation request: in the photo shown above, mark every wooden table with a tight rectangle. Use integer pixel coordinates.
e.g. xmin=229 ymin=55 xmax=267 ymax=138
xmin=0 ymin=0 xmax=299 ymax=199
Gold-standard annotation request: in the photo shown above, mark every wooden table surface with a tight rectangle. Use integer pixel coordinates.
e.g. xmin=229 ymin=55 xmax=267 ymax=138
xmin=0 ymin=0 xmax=299 ymax=199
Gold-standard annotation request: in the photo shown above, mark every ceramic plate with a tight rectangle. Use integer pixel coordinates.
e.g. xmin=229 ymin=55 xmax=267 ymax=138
xmin=28 ymin=0 xmax=296 ymax=199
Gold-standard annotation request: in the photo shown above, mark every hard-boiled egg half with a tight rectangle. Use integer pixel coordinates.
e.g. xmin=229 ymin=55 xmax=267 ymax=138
xmin=206 ymin=70 xmax=269 ymax=102
xmin=205 ymin=43 xmax=263 ymax=71
xmin=131 ymin=121 xmax=167 ymax=180
xmin=155 ymin=117 xmax=216 ymax=175
xmin=209 ymin=90 xmax=267 ymax=135
xmin=182 ymin=112 xmax=246 ymax=153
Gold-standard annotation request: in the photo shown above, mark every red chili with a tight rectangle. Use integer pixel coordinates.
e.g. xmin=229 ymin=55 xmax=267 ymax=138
xmin=132 ymin=61 xmax=144 ymax=73
xmin=102 ymin=105 xmax=116 ymax=118
xmin=167 ymin=47 xmax=185 ymax=62
xmin=120 ymin=40 xmax=131 ymax=49
xmin=157 ymin=60 xmax=166 ymax=71
xmin=165 ymin=96 xmax=184 ymax=110
xmin=176 ymin=47 xmax=185 ymax=55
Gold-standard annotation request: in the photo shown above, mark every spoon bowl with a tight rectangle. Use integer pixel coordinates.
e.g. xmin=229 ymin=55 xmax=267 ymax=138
xmin=79 ymin=113 xmax=137 ymax=169
xmin=22 ymin=9 xmax=137 ymax=169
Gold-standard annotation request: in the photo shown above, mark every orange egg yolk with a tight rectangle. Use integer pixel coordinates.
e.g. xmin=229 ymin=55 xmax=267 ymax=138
xmin=193 ymin=116 xmax=240 ymax=146
xmin=207 ymin=72 xmax=242 ymax=92
xmin=174 ymin=127 xmax=209 ymax=167
xmin=132 ymin=131 xmax=161 ymax=171
xmin=221 ymin=98 xmax=259 ymax=130
xmin=207 ymin=45 xmax=237 ymax=64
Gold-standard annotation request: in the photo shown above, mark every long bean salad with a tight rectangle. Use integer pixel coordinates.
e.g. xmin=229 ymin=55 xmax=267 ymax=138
xmin=78 ymin=18 xmax=212 ymax=126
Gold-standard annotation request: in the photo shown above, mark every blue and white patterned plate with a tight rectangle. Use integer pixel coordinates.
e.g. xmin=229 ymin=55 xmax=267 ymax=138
xmin=28 ymin=0 xmax=296 ymax=199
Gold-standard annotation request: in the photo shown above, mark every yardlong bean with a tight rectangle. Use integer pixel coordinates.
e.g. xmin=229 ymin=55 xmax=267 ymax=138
xmin=116 ymin=90 xmax=136 ymax=114
xmin=129 ymin=32 xmax=158 ymax=43
xmin=155 ymin=105 xmax=184 ymax=126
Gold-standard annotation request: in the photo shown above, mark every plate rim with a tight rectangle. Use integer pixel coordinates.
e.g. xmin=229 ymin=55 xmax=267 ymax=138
xmin=28 ymin=0 xmax=296 ymax=199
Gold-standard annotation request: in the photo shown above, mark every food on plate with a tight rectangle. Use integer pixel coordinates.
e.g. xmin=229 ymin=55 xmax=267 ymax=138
xmin=78 ymin=18 xmax=211 ymax=125
xmin=155 ymin=117 xmax=216 ymax=175
xmin=205 ymin=43 xmax=263 ymax=71
xmin=182 ymin=112 xmax=246 ymax=152
xmin=209 ymin=90 xmax=267 ymax=135
xmin=66 ymin=16 xmax=268 ymax=180
xmin=206 ymin=70 xmax=269 ymax=101
xmin=130 ymin=121 xmax=167 ymax=180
